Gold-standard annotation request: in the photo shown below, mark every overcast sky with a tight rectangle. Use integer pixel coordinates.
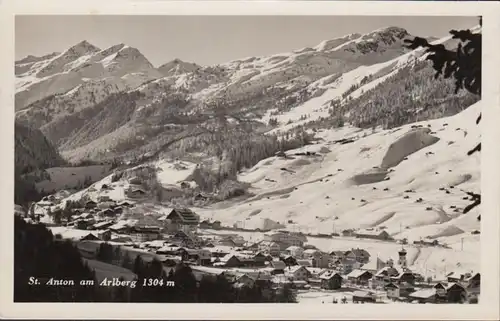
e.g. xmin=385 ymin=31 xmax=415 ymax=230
xmin=15 ymin=15 xmax=478 ymax=66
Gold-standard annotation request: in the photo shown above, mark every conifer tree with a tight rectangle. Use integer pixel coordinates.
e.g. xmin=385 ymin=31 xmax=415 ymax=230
xmin=405 ymin=17 xmax=482 ymax=219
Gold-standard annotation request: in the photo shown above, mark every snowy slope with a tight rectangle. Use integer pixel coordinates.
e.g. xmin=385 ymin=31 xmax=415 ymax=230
xmin=191 ymin=102 xmax=481 ymax=277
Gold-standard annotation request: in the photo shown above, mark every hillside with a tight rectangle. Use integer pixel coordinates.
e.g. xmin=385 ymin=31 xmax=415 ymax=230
xmin=15 ymin=121 xmax=65 ymax=175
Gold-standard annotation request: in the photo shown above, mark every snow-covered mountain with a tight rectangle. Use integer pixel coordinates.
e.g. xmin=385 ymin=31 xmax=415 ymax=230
xmin=15 ymin=26 xmax=476 ymax=164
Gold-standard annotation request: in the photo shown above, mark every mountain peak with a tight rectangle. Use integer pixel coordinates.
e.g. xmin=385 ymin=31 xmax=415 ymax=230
xmin=158 ymin=58 xmax=201 ymax=76
xmin=66 ymin=40 xmax=101 ymax=56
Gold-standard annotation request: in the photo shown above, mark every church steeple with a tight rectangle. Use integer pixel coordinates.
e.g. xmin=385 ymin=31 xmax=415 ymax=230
xmin=398 ymin=246 xmax=407 ymax=269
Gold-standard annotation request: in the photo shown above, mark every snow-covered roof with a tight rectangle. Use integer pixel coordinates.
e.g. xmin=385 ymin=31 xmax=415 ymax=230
xmin=346 ymin=269 xmax=371 ymax=279
xmin=409 ymin=288 xmax=437 ymax=299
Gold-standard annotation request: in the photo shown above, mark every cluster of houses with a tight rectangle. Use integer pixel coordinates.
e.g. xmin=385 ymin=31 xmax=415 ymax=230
xmin=20 ymin=187 xmax=480 ymax=304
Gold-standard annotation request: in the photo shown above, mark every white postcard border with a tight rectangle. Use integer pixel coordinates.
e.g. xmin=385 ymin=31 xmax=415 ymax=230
xmin=1 ymin=1 xmax=499 ymax=320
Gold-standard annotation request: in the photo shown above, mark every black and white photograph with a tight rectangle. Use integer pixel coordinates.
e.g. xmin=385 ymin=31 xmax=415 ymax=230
xmin=4 ymin=1 xmax=500 ymax=318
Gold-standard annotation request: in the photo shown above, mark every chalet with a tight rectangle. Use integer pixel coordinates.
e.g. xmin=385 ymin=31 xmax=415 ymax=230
xmin=433 ymin=282 xmax=447 ymax=298
xmin=281 ymin=255 xmax=298 ymax=267
xmin=352 ymin=291 xmax=376 ymax=303
xmin=219 ymin=254 xmax=242 ymax=268
xmin=302 ymin=249 xmax=321 ymax=259
xmin=117 ymin=201 xmax=133 ymax=208
xmin=346 ymin=270 xmax=373 ymax=286
xmin=329 ymin=250 xmax=345 ymax=262
xmin=446 ymin=283 xmax=467 ymax=303
xmin=130 ymin=226 xmax=161 ymax=242
xmin=269 ymin=260 xmax=286 ymax=274
xmin=81 ymin=233 xmax=100 ymax=241
xmin=156 ymin=245 xmax=182 ymax=255
xmin=236 ymin=274 xmax=256 ymax=288
xmin=345 ymin=248 xmax=371 ymax=264
xmin=97 ymin=229 xmax=112 ymax=241
xmin=157 ymin=255 xmax=182 ymax=267
xmin=166 ymin=208 xmax=200 ymax=235
xmin=128 ymin=176 xmax=142 ymax=185
xmin=464 ymin=272 xmax=480 ymax=288
xmin=355 ymin=229 xmax=393 ymax=241
xmin=320 ymin=271 xmax=343 ymax=290
xmin=311 ymin=252 xmax=331 ymax=268
xmin=446 ymin=271 xmax=474 ymax=283
xmin=341 ymin=229 xmax=356 ymax=237
xmin=390 ymin=271 xmax=416 ymax=285
xmin=284 ymin=266 xmax=310 ymax=281
xmin=126 ymin=187 xmax=147 ymax=199
xmin=212 ymin=220 xmax=222 ymax=230
xmin=263 ymin=231 xmax=307 ymax=250
xmin=284 ymin=245 xmax=304 ymax=258
xmin=372 ymin=266 xmax=400 ymax=287
xmin=296 ymin=259 xmax=313 ymax=268
xmin=194 ymin=193 xmax=209 ymax=201
xmin=84 ymin=200 xmax=97 ymax=209
xmin=199 ymin=220 xmax=212 ymax=229
xmin=385 ymin=282 xmax=400 ymax=300
xmin=385 ymin=282 xmax=415 ymax=300
xmin=110 ymin=236 xmax=133 ymax=244
xmin=408 ymin=288 xmax=438 ymax=304
xmin=258 ymin=241 xmax=281 ymax=257
xmin=98 ymin=209 xmax=115 ymax=217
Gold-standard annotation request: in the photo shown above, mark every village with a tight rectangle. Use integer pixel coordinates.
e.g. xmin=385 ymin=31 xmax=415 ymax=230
xmin=17 ymin=176 xmax=481 ymax=305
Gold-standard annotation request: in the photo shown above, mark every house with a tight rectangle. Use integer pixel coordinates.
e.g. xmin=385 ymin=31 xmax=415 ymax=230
xmin=258 ymin=241 xmax=281 ymax=257
xmin=446 ymin=283 xmax=467 ymax=303
xmin=408 ymin=288 xmax=438 ymax=304
xmin=166 ymin=208 xmax=200 ymax=236
xmin=284 ymin=266 xmax=310 ymax=281
xmin=281 ymin=255 xmax=298 ymax=267
xmin=385 ymin=282 xmax=415 ymax=300
xmin=219 ymin=254 xmax=242 ymax=268
xmin=236 ymin=274 xmax=256 ymax=288
xmin=390 ymin=271 xmax=416 ymax=285
xmin=84 ymin=200 xmax=97 ymax=209
xmin=373 ymin=266 xmax=400 ymax=282
xmin=320 ymin=271 xmax=343 ymax=290
xmin=262 ymin=231 xmax=307 ymax=250
xmin=355 ymin=229 xmax=393 ymax=241
xmin=128 ymin=176 xmax=142 ymax=185
xmin=199 ymin=220 xmax=212 ymax=229
xmin=312 ymin=252 xmax=331 ymax=268
xmin=302 ymin=249 xmax=321 ymax=259
xmin=329 ymin=250 xmax=345 ymax=262
xmin=80 ymin=233 xmax=100 ymax=241
xmin=385 ymin=282 xmax=400 ymax=300
xmin=346 ymin=270 xmax=373 ymax=286
xmin=96 ymin=229 xmax=112 ymax=241
xmin=284 ymin=245 xmax=304 ymax=258
xmin=352 ymin=291 xmax=376 ymax=303
xmin=433 ymin=282 xmax=447 ymax=298
xmin=344 ymin=248 xmax=371 ymax=264
xmin=126 ymin=187 xmax=147 ymax=199
xmin=464 ymin=272 xmax=480 ymax=288
xmin=269 ymin=260 xmax=286 ymax=274
xmin=296 ymin=259 xmax=313 ymax=268
xmin=130 ymin=226 xmax=161 ymax=242
xmin=341 ymin=229 xmax=355 ymax=237
xmin=212 ymin=220 xmax=222 ymax=230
